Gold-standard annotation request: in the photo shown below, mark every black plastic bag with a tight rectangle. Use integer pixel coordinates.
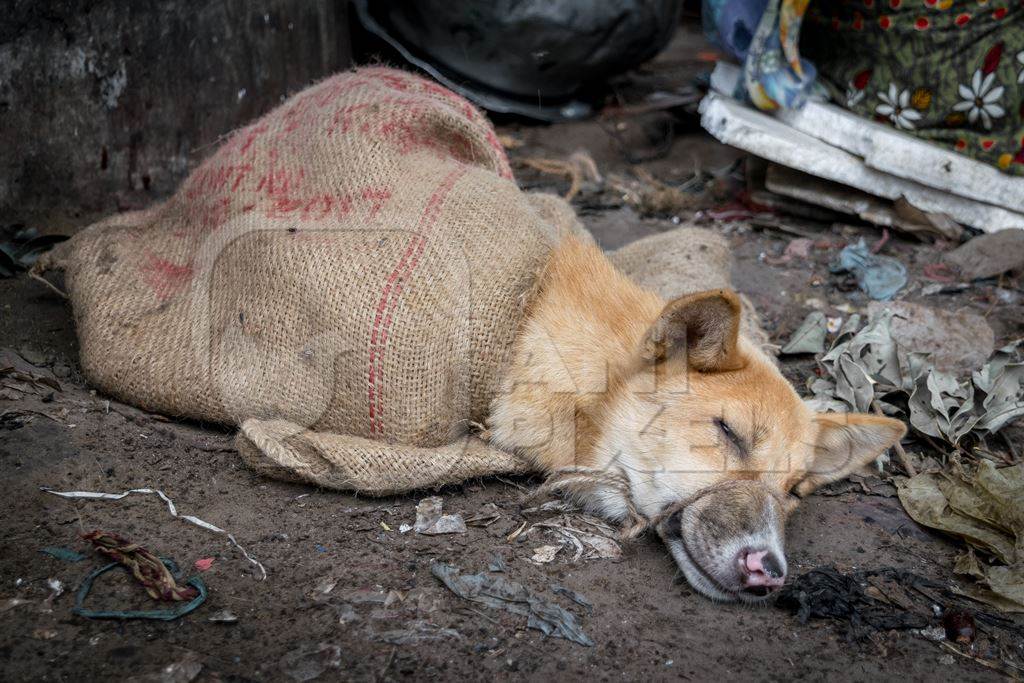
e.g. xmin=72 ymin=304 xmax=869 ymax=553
xmin=355 ymin=0 xmax=683 ymax=121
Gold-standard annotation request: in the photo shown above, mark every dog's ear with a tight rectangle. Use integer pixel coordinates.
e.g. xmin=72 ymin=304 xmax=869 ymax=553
xmin=794 ymin=413 xmax=907 ymax=496
xmin=640 ymin=289 xmax=743 ymax=372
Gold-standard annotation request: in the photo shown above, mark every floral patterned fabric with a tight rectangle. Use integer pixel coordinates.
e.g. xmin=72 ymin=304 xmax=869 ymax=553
xmin=704 ymin=0 xmax=820 ymax=108
xmin=801 ymin=1 xmax=1024 ymax=176
xmin=744 ymin=0 xmax=818 ymax=109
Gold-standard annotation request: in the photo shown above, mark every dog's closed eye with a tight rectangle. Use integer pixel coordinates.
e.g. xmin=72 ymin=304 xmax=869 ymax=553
xmin=715 ymin=418 xmax=748 ymax=457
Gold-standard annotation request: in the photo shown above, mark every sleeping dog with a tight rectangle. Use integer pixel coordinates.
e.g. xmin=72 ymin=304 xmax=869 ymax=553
xmin=488 ymin=235 xmax=905 ymax=602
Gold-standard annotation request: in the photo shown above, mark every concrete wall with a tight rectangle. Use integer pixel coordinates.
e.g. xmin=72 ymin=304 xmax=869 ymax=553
xmin=1 ymin=0 xmax=352 ymax=229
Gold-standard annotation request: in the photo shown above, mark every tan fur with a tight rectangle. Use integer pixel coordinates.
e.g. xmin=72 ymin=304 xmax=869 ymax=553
xmin=488 ymin=235 xmax=905 ymax=600
xmin=489 ymin=235 xmax=662 ymax=473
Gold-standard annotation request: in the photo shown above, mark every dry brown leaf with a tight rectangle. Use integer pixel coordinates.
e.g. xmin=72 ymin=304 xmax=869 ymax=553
xmin=897 ymin=462 xmax=1024 ymax=611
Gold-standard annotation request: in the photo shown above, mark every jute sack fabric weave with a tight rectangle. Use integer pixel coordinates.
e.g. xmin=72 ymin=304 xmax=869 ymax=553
xmin=235 ymin=224 xmax=769 ymax=495
xmin=38 ymin=67 xmax=765 ymax=495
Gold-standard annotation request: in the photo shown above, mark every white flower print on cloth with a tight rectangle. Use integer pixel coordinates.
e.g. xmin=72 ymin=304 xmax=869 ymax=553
xmin=953 ymin=70 xmax=1006 ymax=130
xmin=846 ymin=68 xmax=872 ymax=108
xmin=876 ymin=84 xmax=922 ymax=130
xmin=846 ymin=83 xmax=865 ymax=107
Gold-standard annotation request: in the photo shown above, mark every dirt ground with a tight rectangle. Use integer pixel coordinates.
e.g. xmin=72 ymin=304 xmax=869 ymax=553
xmin=2 ymin=24 xmax=1023 ymax=683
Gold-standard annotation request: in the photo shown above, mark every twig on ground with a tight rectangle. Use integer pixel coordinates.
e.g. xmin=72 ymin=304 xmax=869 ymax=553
xmin=28 ymin=271 xmax=68 ymax=299
xmin=517 ymin=151 xmax=600 ymax=201
xmin=494 ymin=476 xmax=527 ymax=491
xmin=983 ymin=273 xmax=1005 ymax=321
xmin=461 ymin=607 xmax=502 ymax=626
xmin=869 ymin=228 xmax=890 ymax=254
xmin=506 ymin=521 xmax=527 ymax=542
xmin=1000 ymin=431 xmax=1019 ymax=463
xmin=939 ymin=641 xmax=1023 ymax=678
xmin=377 ymin=646 xmax=397 ymax=682
xmin=920 ymin=432 xmax=972 ymax=464
xmin=872 ymin=401 xmax=916 ymax=477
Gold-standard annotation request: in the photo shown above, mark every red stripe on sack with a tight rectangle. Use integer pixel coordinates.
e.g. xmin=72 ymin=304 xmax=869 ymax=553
xmin=366 ymin=167 xmax=466 ymax=435
xmin=486 ymin=128 xmax=514 ymax=179
xmin=140 ymin=251 xmax=194 ymax=302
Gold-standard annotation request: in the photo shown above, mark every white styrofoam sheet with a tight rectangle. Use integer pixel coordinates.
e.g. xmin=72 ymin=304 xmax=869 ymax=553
xmin=699 ymin=92 xmax=1024 ymax=233
xmin=777 ymin=103 xmax=1024 ymax=214
xmin=711 ymin=62 xmax=1024 ymax=214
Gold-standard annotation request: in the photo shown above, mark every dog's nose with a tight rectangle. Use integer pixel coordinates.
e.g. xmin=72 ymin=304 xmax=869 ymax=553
xmin=738 ymin=549 xmax=786 ymax=596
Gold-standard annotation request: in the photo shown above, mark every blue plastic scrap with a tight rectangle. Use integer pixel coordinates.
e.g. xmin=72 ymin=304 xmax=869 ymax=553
xmin=40 ymin=546 xmax=87 ymax=562
xmin=73 ymin=558 xmax=207 ymax=621
xmin=831 ymin=238 xmax=907 ymax=301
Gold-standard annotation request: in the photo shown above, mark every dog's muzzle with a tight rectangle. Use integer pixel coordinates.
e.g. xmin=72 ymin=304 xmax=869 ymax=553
xmin=655 ymin=480 xmax=788 ymax=602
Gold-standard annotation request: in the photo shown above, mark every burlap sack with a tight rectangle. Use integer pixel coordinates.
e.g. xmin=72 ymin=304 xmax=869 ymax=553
xmin=39 ymin=66 xmax=763 ymax=494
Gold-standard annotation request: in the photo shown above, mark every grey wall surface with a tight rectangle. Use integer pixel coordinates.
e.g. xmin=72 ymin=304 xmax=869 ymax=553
xmin=1 ymin=0 xmax=353 ymax=229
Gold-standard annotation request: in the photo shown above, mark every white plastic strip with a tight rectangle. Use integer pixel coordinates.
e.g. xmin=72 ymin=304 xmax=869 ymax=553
xmin=40 ymin=487 xmax=267 ymax=580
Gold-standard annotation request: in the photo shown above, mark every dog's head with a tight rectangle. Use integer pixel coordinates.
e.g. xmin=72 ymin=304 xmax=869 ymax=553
xmin=593 ymin=289 xmax=905 ymax=603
